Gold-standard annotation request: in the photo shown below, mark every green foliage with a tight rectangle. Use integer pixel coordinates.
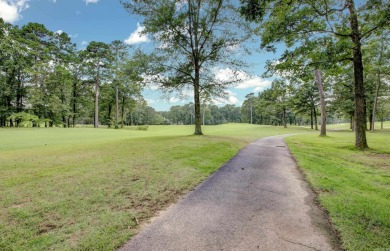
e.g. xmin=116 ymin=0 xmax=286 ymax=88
xmin=121 ymin=0 xmax=251 ymax=134
xmin=0 ymin=21 xmax=144 ymax=129
xmin=137 ymin=125 xmax=149 ymax=131
xmin=162 ymin=103 xmax=241 ymax=125
xmin=240 ymin=0 xmax=390 ymax=149
xmin=239 ymin=0 xmax=269 ymax=22
xmin=248 ymin=79 xmax=293 ymax=127
xmin=7 ymin=112 xmax=39 ymax=127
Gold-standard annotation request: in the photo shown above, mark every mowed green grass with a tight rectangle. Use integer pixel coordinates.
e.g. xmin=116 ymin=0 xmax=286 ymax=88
xmin=286 ymin=123 xmax=390 ymax=251
xmin=0 ymin=124 xmax=311 ymax=250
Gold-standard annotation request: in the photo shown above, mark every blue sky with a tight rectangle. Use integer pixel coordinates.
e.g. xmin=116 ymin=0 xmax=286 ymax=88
xmin=0 ymin=0 xmax=278 ymax=111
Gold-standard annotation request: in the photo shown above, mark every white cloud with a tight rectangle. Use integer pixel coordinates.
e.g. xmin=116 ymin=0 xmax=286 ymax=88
xmin=50 ymin=0 xmax=57 ymax=3
xmin=145 ymin=98 xmax=155 ymax=104
xmin=69 ymin=33 xmax=79 ymax=38
xmin=214 ymin=67 xmax=271 ymax=94
xmin=228 ymin=96 xmax=240 ymax=104
xmin=124 ymin=23 xmax=150 ymax=45
xmin=214 ymin=67 xmax=271 ymax=93
xmin=226 ymin=44 xmax=240 ymax=52
xmin=55 ymin=29 xmax=63 ymax=35
xmin=84 ymin=0 xmax=98 ymax=4
xmin=169 ymin=97 xmax=180 ymax=103
xmin=235 ymin=76 xmax=272 ymax=93
xmin=214 ymin=68 xmax=247 ymax=83
xmin=212 ymin=90 xmax=240 ymax=106
xmin=81 ymin=40 xmax=88 ymax=46
xmin=0 ymin=0 xmax=30 ymax=23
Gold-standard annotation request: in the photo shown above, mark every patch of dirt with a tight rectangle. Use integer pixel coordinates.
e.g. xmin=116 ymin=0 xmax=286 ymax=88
xmin=38 ymin=223 xmax=59 ymax=234
xmin=352 ymin=152 xmax=390 ymax=170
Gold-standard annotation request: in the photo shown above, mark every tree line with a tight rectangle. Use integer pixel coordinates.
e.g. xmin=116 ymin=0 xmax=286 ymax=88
xmin=239 ymin=0 xmax=390 ymax=149
xmin=121 ymin=0 xmax=389 ymax=149
xmin=0 ymin=19 xmax=146 ymax=128
xmin=1 ymin=0 xmax=389 ymax=150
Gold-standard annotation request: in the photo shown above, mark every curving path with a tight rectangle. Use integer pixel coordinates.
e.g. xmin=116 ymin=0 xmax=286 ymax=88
xmin=119 ymin=135 xmax=339 ymax=251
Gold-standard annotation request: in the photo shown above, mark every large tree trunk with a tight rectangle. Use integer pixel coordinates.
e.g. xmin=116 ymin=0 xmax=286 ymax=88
xmin=368 ymin=112 xmax=373 ymax=131
xmin=115 ymin=85 xmax=119 ymax=129
xmin=282 ymin=107 xmax=287 ymax=128
xmin=315 ymin=69 xmax=326 ymax=136
xmin=61 ymin=90 xmax=67 ymax=128
xmin=121 ymin=96 xmax=126 ymax=128
xmin=371 ymin=34 xmax=385 ymax=132
xmin=250 ymin=104 xmax=253 ymax=124
xmin=94 ymin=81 xmax=99 ymax=128
xmin=202 ymin=106 xmax=206 ymax=126
xmin=193 ymin=68 xmax=203 ymax=135
xmin=350 ymin=114 xmax=353 ymax=130
xmin=16 ymin=72 xmax=24 ymax=113
xmin=348 ymin=0 xmax=368 ymax=149
xmin=310 ymin=109 xmax=314 ymax=129
xmin=371 ymin=71 xmax=383 ymax=132
xmin=72 ymin=82 xmax=77 ymax=127
xmin=314 ymin=108 xmax=318 ymax=131
xmin=107 ymin=104 xmax=112 ymax=128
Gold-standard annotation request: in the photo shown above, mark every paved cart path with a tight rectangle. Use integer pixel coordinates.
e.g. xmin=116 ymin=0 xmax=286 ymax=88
xmin=120 ymin=135 xmax=338 ymax=251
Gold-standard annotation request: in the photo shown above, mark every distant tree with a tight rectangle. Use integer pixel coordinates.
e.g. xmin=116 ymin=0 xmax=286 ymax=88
xmin=330 ymin=68 xmax=355 ymax=129
xmin=121 ymin=0 xmax=250 ymax=134
xmin=109 ymin=40 xmax=129 ymax=128
xmin=289 ymin=79 xmax=320 ymax=130
xmin=363 ymin=32 xmax=390 ymax=131
xmin=243 ymin=93 xmax=255 ymax=124
xmin=81 ymin=42 xmax=112 ymax=128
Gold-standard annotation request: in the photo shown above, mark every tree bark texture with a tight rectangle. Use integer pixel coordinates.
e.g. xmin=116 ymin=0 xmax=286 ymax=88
xmin=348 ymin=0 xmax=368 ymax=149
xmin=72 ymin=83 xmax=77 ymax=127
xmin=121 ymin=96 xmax=125 ymax=128
xmin=194 ymin=70 xmax=203 ymax=135
xmin=94 ymin=81 xmax=99 ymax=128
xmin=250 ymin=104 xmax=253 ymax=124
xmin=282 ymin=107 xmax=287 ymax=128
xmin=371 ymin=71 xmax=383 ymax=132
xmin=310 ymin=109 xmax=314 ymax=129
xmin=115 ymin=86 xmax=119 ymax=128
xmin=315 ymin=69 xmax=327 ymax=136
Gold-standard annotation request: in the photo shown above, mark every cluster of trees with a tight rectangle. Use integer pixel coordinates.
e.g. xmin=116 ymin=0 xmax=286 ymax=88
xmin=121 ymin=0 xmax=250 ymax=135
xmin=1 ymin=0 xmax=389 ymax=150
xmin=241 ymin=66 xmax=390 ymax=130
xmin=240 ymin=24 xmax=390 ymax=129
xmin=161 ymin=103 xmax=241 ymax=125
xmin=240 ymin=0 xmax=390 ymax=149
xmin=122 ymin=0 xmax=389 ymax=149
xmin=0 ymin=18 xmax=145 ymax=128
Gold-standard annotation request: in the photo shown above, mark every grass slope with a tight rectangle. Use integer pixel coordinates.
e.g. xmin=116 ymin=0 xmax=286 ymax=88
xmin=0 ymin=124 xmax=310 ymax=250
xmin=286 ymin=125 xmax=390 ymax=251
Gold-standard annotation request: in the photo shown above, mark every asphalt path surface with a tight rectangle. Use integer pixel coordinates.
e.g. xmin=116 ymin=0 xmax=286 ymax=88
xmin=120 ymin=135 xmax=338 ymax=251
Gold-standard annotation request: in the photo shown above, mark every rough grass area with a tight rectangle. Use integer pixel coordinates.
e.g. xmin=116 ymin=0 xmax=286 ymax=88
xmin=0 ymin=124 xmax=311 ymax=250
xmin=285 ymin=127 xmax=390 ymax=251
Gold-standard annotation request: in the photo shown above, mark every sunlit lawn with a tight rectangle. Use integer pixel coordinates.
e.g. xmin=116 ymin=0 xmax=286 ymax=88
xmin=0 ymin=124 xmax=311 ymax=250
xmin=286 ymin=125 xmax=390 ymax=251
xmin=2 ymin=123 xmax=389 ymax=250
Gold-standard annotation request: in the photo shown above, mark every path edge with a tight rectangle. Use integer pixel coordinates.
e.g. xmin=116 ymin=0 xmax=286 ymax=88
xmin=283 ymin=136 xmax=344 ymax=251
